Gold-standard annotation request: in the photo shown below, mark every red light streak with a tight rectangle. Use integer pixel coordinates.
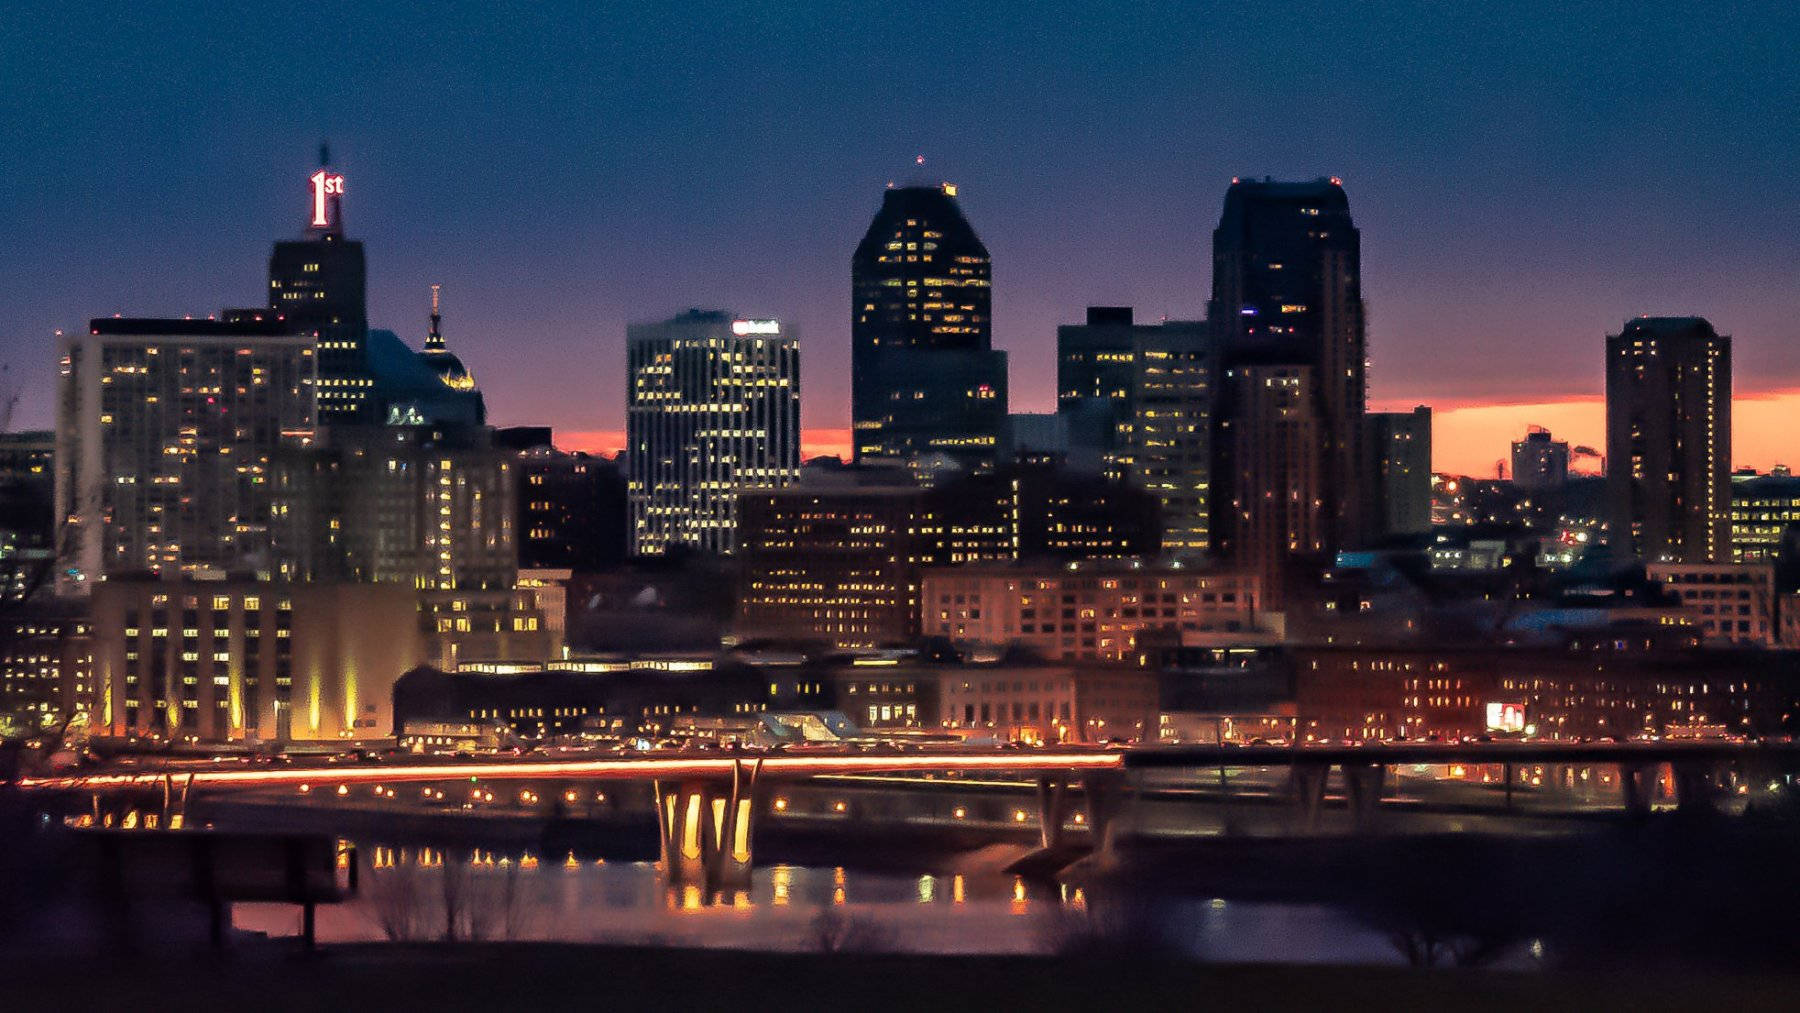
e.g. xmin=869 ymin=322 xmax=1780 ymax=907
xmin=20 ymin=752 xmax=1125 ymax=792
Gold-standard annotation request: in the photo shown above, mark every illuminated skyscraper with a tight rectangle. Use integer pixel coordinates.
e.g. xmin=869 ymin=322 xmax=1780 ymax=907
xmin=627 ymin=311 xmax=800 ymax=556
xmin=1208 ymin=178 xmax=1367 ymax=602
xmin=1056 ymin=306 xmax=1213 ymax=553
xmin=55 ymin=318 xmax=317 ymax=590
xmin=1605 ymin=316 xmax=1731 ymax=563
xmin=851 ymin=182 xmax=1006 ymax=473
xmin=267 ymin=149 xmax=371 ymax=423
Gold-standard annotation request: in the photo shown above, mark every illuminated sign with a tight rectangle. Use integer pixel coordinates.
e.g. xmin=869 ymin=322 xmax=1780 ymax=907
xmin=731 ymin=319 xmax=781 ymax=336
xmin=309 ymin=170 xmax=346 ymax=228
xmin=1484 ymin=702 xmax=1526 ymax=733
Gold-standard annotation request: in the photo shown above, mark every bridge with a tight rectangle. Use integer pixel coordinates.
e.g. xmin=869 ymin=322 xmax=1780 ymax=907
xmin=21 ymin=740 xmax=1800 ymax=893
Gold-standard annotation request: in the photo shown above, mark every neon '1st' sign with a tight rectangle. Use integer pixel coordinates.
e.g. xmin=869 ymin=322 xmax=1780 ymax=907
xmin=309 ymin=170 xmax=346 ymax=228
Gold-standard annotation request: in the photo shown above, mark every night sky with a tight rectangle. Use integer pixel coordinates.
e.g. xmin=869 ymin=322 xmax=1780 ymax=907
xmin=6 ymin=2 xmax=1799 ymax=474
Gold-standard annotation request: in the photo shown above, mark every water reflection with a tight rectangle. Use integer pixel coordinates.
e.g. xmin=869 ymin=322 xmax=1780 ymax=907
xmin=233 ymin=843 xmax=1401 ymax=963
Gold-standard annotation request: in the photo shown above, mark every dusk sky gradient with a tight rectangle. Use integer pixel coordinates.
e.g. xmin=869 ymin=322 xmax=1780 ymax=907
xmin=5 ymin=1 xmax=1800 ymax=475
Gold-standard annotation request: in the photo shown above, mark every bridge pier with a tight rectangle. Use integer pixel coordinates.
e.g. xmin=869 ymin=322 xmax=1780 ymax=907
xmin=1035 ymin=775 xmax=1071 ymax=849
xmin=1342 ymin=762 xmax=1387 ymax=833
xmin=1672 ymin=760 xmax=1722 ymax=816
xmin=1289 ymin=761 xmax=1330 ymax=832
xmin=1083 ymin=769 xmax=1130 ymax=852
xmin=652 ymin=758 xmax=762 ymax=894
xmin=1618 ymin=762 xmax=1655 ymax=818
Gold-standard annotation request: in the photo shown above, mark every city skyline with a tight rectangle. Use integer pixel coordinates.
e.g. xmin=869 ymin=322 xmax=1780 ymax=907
xmin=7 ymin=4 xmax=1800 ymax=478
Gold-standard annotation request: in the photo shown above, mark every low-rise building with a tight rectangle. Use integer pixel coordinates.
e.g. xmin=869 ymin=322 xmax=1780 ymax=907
xmin=921 ymin=562 xmax=1263 ymax=663
xmin=1647 ymin=562 xmax=1778 ymax=646
xmin=90 ymin=578 xmax=423 ymax=743
xmin=929 ymin=663 xmax=1158 ymax=743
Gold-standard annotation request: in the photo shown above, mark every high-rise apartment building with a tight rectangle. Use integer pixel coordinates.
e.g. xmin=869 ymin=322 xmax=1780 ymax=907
xmin=627 ymin=311 xmax=799 ymax=556
xmin=500 ymin=432 xmax=628 ymax=572
xmin=1511 ymin=426 xmax=1570 ymax=490
xmin=1366 ymin=406 xmax=1432 ymax=537
xmin=851 ymin=183 xmax=1007 ymax=473
xmin=1056 ymin=307 xmax=1213 ymax=552
xmin=267 ymin=155 xmax=371 ymax=424
xmin=1208 ymin=178 xmax=1366 ymax=601
xmin=1605 ymin=317 xmax=1731 ymax=564
xmin=1214 ymin=364 xmax=1325 ymax=603
xmin=56 ymin=318 xmax=317 ymax=590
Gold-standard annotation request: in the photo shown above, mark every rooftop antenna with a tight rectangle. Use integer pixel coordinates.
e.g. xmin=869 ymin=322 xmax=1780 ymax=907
xmin=319 ymin=140 xmax=331 ymax=167
xmin=426 ymin=285 xmax=444 ymax=351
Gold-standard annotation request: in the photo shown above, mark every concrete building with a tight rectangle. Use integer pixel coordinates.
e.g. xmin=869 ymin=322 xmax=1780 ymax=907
xmin=1366 ymin=406 xmax=1432 ymax=537
xmin=921 ymin=562 xmax=1264 ymax=663
xmin=90 ymin=578 xmax=422 ymax=743
xmin=1647 ymin=562 xmax=1778 ymax=647
xmin=627 ymin=311 xmax=800 ymax=556
xmin=1605 ymin=317 xmax=1731 ymax=563
xmin=1511 ymin=426 xmax=1570 ymax=491
xmin=56 ymin=318 xmax=317 ymax=591
xmin=1056 ymin=307 xmax=1213 ymax=552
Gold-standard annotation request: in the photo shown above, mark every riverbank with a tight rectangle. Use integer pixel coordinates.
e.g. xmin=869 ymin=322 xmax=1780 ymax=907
xmin=4 ymin=942 xmax=1795 ymax=1011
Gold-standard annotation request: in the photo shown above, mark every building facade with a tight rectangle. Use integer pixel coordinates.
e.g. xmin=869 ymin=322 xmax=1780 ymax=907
xmin=851 ymin=183 xmax=1007 ymax=473
xmin=1512 ymin=427 xmax=1570 ymax=490
xmin=268 ymin=157 xmax=371 ymax=424
xmin=928 ymin=664 xmax=1159 ymax=743
xmin=1056 ymin=307 xmax=1213 ymax=552
xmin=1209 ymin=177 xmax=1367 ymax=585
xmin=1366 ymin=406 xmax=1432 ymax=537
xmin=627 ymin=311 xmax=800 ymax=556
xmin=1647 ymin=562 xmax=1777 ymax=647
xmin=56 ymin=318 xmax=317 ymax=590
xmin=1730 ymin=474 xmax=1800 ymax=564
xmin=1605 ymin=316 xmax=1731 ymax=564
xmin=90 ymin=578 xmax=422 ymax=743
xmin=921 ymin=563 xmax=1263 ymax=663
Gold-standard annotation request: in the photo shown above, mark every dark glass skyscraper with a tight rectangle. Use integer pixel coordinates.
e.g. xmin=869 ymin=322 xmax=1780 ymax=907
xmin=851 ymin=183 xmax=1006 ymax=474
xmin=1208 ymin=177 xmax=1367 ymax=602
xmin=1605 ymin=316 xmax=1731 ymax=563
xmin=268 ymin=151 xmax=371 ymax=423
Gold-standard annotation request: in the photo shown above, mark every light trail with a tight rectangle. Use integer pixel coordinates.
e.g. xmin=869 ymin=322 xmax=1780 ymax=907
xmin=19 ymin=751 xmax=1126 ymax=792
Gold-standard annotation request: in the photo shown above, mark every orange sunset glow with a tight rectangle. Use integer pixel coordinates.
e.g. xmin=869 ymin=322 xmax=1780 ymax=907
xmin=557 ymin=390 xmax=1798 ymax=480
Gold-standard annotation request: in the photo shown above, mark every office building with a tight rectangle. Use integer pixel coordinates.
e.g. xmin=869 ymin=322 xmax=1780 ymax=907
xmin=1512 ymin=426 xmax=1570 ymax=491
xmin=0 ymin=431 xmax=56 ymax=602
xmin=267 ymin=153 xmax=371 ymax=423
xmin=0 ymin=601 xmax=92 ymax=728
xmin=851 ymin=182 xmax=1007 ymax=473
xmin=1366 ymin=406 xmax=1432 ymax=537
xmin=90 ymin=577 xmax=421 ymax=743
xmin=503 ymin=431 xmax=628 ymax=571
xmin=627 ymin=310 xmax=800 ymax=556
xmin=1730 ymin=474 xmax=1800 ymax=564
xmin=921 ymin=561 xmax=1264 ymax=663
xmin=56 ymin=318 xmax=317 ymax=591
xmin=1057 ymin=307 xmax=1213 ymax=552
xmin=1605 ymin=317 xmax=1731 ymax=563
xmin=736 ymin=484 xmax=927 ymax=648
xmin=1647 ymin=562 xmax=1777 ymax=646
